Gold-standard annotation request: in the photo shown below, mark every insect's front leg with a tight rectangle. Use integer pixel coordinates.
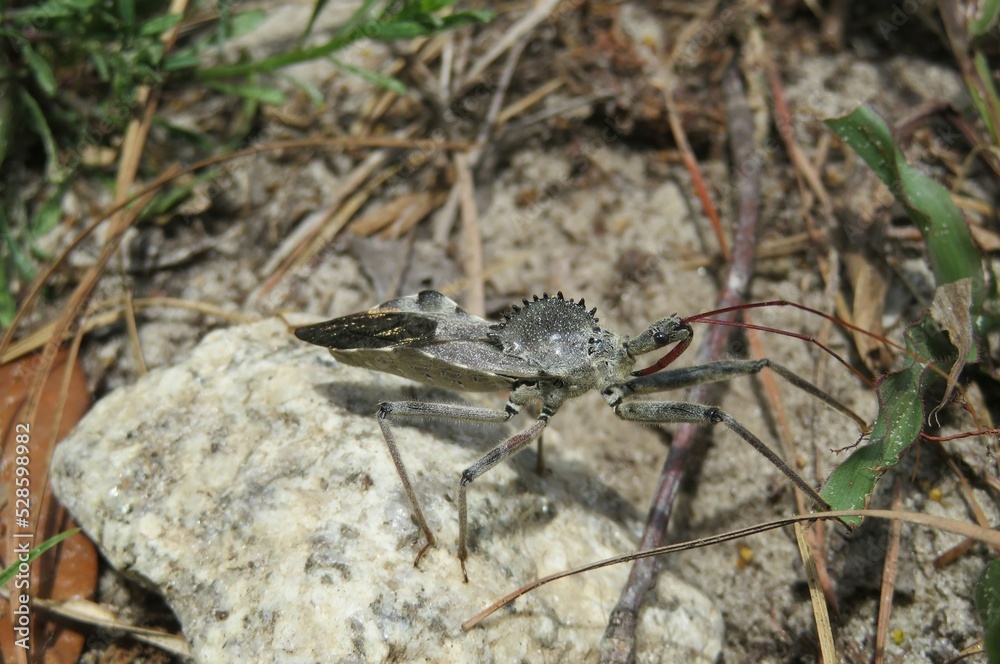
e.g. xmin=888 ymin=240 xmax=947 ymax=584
xmin=620 ymin=358 xmax=868 ymax=432
xmin=610 ymin=399 xmax=832 ymax=511
xmin=377 ymin=401 xmax=513 ymax=568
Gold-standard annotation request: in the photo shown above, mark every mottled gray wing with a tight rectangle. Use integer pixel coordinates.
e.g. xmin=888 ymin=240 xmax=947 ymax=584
xmin=295 ymin=290 xmax=544 ymax=391
xmin=294 ymin=310 xmax=438 ymax=349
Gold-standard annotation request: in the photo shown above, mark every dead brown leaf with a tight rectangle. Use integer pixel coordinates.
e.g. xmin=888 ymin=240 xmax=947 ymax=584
xmin=0 ymin=350 xmax=97 ymax=663
xmin=929 ymin=278 xmax=975 ymax=421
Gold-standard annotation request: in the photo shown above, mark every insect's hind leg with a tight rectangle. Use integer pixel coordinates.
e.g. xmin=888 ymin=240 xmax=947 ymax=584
xmin=612 ymin=400 xmax=832 ymax=511
xmin=377 ymin=401 xmax=513 ymax=568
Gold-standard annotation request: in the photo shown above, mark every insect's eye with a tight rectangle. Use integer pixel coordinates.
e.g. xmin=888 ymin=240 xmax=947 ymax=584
xmin=652 ymin=331 xmax=670 ymax=346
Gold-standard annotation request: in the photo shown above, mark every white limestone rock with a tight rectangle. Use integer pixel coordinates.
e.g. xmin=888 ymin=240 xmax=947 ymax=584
xmin=52 ymin=318 xmax=723 ymax=662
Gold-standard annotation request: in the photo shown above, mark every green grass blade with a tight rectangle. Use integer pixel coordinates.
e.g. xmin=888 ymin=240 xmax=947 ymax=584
xmin=196 ymin=3 xmax=490 ymax=80
xmin=203 ymin=80 xmax=286 ymax=105
xmin=825 ymin=104 xmax=983 ymax=305
xmin=972 ymin=50 xmax=1000 ymax=143
xmin=0 ymin=529 xmax=80 ymax=588
xmin=300 ymin=0 xmax=334 ymax=42
xmin=976 ymin=558 xmax=1000 ymax=663
xmin=21 ymin=42 xmax=58 ymax=97
xmin=139 ymin=12 xmax=182 ymax=37
xmin=329 ymin=56 xmax=406 ymax=94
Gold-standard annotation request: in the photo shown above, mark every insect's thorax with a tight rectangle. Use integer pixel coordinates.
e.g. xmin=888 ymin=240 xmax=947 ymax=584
xmin=489 ymin=295 xmax=635 ymax=400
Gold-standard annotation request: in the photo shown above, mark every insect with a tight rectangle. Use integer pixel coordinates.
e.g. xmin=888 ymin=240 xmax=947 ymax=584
xmin=295 ymin=290 xmax=866 ymax=580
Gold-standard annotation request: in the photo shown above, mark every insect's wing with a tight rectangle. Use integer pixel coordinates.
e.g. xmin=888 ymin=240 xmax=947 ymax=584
xmin=294 ymin=311 xmax=438 ymax=349
xmin=294 ymin=290 xmax=484 ymax=349
xmin=373 ymin=290 xmax=492 ymax=342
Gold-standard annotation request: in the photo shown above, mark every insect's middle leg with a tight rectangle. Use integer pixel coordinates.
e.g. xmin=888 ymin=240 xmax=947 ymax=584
xmin=377 ymin=401 xmax=513 ymax=567
xmin=458 ymin=416 xmax=548 ymax=580
xmin=612 ymin=400 xmax=832 ymax=511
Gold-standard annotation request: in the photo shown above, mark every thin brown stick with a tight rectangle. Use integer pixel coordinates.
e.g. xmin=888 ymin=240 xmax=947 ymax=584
xmin=456 ymin=0 xmax=561 ymax=90
xmin=123 ymin=291 xmax=148 ymax=376
xmin=599 ymin=62 xmax=759 ymax=664
xmin=746 ymin=316 xmax=841 ymax=622
xmin=665 ymin=93 xmax=730 ymax=262
xmin=795 ymin=521 xmax=837 ymax=663
xmin=464 ymin=509 xmax=1000 ymax=629
xmin=1 ymin=297 xmax=255 ymax=364
xmin=455 ymin=153 xmax=484 ymax=317
xmin=496 ymin=78 xmax=565 ymax=126
xmin=874 ymin=477 xmax=904 ymax=664
xmin=932 ymin=446 xmax=1000 ymax=564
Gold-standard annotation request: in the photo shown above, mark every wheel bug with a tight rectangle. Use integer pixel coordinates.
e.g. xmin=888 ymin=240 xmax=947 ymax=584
xmin=294 ymin=290 xmax=867 ymax=580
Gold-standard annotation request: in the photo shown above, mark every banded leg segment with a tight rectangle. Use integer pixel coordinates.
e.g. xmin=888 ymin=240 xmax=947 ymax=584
xmin=614 ymin=400 xmax=832 ymax=510
xmin=621 ymin=358 xmax=868 ymax=431
xmin=377 ymin=401 xmax=513 ymax=566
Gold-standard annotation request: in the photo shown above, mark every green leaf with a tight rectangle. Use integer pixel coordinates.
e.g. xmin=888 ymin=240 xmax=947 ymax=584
xmin=30 ymin=185 xmax=67 ymax=236
xmin=0 ymin=276 xmax=15 ymax=327
xmin=329 ymin=57 xmax=407 ymax=94
xmin=5 ymin=221 xmax=36 ymax=280
xmin=226 ymin=9 xmax=267 ymax=37
xmin=824 ymin=104 xmax=983 ymax=306
xmin=0 ymin=529 xmax=80 ymax=587
xmin=970 ymin=0 xmax=1000 ymax=37
xmin=203 ymin=80 xmax=287 ymax=105
xmin=139 ymin=13 xmax=182 ymax=37
xmin=330 ymin=0 xmax=386 ymax=41
xmin=373 ymin=10 xmax=493 ymax=41
xmin=0 ymin=208 xmax=18 ymax=327
xmin=820 ymin=318 xmax=951 ymax=525
xmin=975 ymin=558 xmax=1000 ymax=662
xmin=17 ymin=88 xmax=63 ymax=182
xmin=21 ymin=43 xmax=58 ymax=97
xmin=118 ymin=0 xmax=136 ymax=37
xmin=10 ymin=0 xmax=95 ymax=22
xmin=0 ymin=80 xmax=14 ymax=172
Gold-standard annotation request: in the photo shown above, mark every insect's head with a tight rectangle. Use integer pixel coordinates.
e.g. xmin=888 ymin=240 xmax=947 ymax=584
xmin=627 ymin=316 xmax=693 ymax=376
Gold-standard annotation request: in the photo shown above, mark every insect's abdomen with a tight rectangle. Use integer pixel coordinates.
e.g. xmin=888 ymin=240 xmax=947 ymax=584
xmin=329 ymin=347 xmax=513 ymax=392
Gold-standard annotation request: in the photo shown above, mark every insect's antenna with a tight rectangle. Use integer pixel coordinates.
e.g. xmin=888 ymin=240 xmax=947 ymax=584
xmin=682 ymin=299 xmax=921 ymax=388
xmin=688 ymin=300 xmax=907 ymax=355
